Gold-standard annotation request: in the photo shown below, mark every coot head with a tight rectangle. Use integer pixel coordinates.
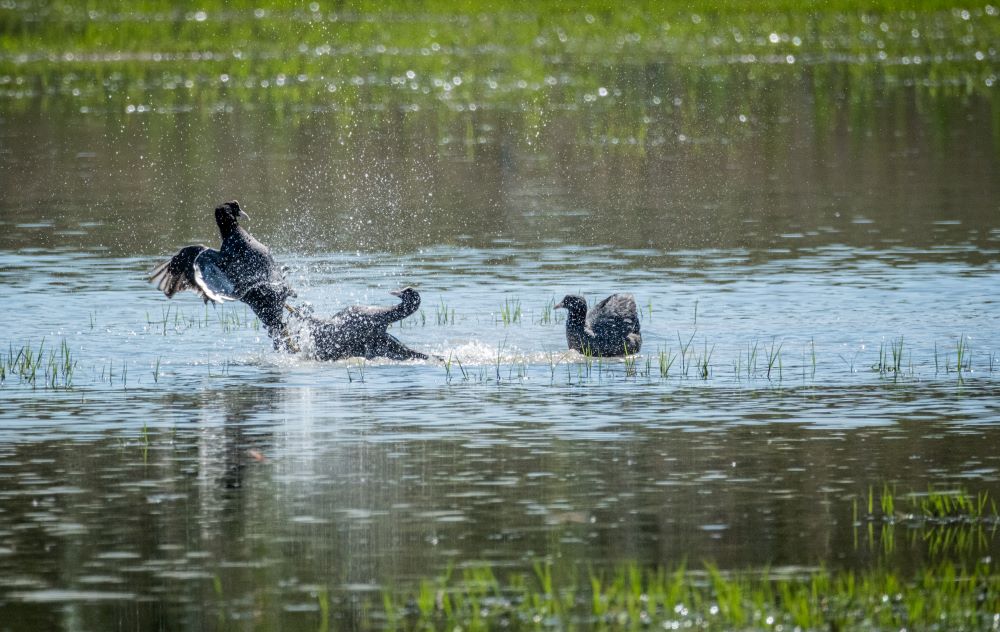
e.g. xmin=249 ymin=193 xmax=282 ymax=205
xmin=215 ymin=200 xmax=249 ymax=229
xmin=554 ymin=294 xmax=587 ymax=316
xmin=390 ymin=287 xmax=421 ymax=310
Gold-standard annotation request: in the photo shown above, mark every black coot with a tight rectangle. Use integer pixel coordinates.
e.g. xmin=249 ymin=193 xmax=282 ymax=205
xmin=554 ymin=293 xmax=641 ymax=356
xmin=149 ymin=200 xmax=294 ymax=340
xmin=296 ymin=287 xmax=427 ymax=361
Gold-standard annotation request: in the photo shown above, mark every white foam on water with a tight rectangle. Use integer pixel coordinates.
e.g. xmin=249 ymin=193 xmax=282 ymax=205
xmin=425 ymin=339 xmax=584 ymax=367
xmin=247 ymin=335 xmax=585 ymax=369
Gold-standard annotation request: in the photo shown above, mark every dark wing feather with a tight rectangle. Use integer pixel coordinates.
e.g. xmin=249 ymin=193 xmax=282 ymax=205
xmin=586 ymin=293 xmax=640 ymax=342
xmin=148 ymin=246 xmax=238 ymax=304
xmin=149 ymin=245 xmax=207 ymax=298
xmin=193 ymin=249 xmax=239 ymax=303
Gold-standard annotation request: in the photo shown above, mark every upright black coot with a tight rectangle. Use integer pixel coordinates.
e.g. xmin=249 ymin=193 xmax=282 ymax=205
xmin=149 ymin=200 xmax=294 ymax=340
xmin=554 ymin=293 xmax=642 ymax=356
xmin=296 ymin=287 xmax=427 ymax=361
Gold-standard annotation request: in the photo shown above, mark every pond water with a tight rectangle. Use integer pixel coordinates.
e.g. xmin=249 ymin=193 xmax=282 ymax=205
xmin=1 ymin=3 xmax=1000 ymax=630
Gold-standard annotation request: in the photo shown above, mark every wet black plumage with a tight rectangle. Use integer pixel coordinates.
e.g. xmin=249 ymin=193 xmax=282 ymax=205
xmin=149 ymin=201 xmax=294 ymax=338
xmin=554 ymin=293 xmax=642 ymax=357
xmin=296 ymin=287 xmax=427 ymax=361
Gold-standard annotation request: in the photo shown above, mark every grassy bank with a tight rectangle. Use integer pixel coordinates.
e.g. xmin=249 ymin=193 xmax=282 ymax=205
xmin=370 ymin=487 xmax=1000 ymax=629
xmin=373 ymin=559 xmax=1000 ymax=630
xmin=2 ymin=0 xmax=997 ymax=117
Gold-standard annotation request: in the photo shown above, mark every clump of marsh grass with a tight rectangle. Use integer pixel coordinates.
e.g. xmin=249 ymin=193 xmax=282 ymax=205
xmin=915 ymin=488 xmax=997 ymax=522
xmin=697 ymin=340 xmax=715 ymax=379
xmin=854 ymin=485 xmax=999 ymax=558
xmin=857 ymin=485 xmax=998 ymax=526
xmin=2 ymin=338 xmax=77 ymax=389
xmin=954 ymin=334 xmax=972 ymax=375
xmin=622 ymin=348 xmax=638 ymax=377
xmin=494 ymin=338 xmax=507 ymax=382
xmin=498 ymin=297 xmax=522 ymax=326
xmin=872 ymin=336 xmax=908 ymax=378
xmin=765 ymin=337 xmax=782 ymax=380
xmin=745 ymin=339 xmax=760 ymax=379
xmin=809 ymin=337 xmax=816 ymax=377
xmin=538 ymin=297 xmax=556 ymax=325
xmin=378 ymin=559 xmax=1000 ymax=631
xmin=443 ymin=353 xmax=477 ymax=383
xmin=676 ymin=331 xmax=696 ymax=377
xmin=731 ymin=337 xmax=781 ymax=381
xmin=443 ymin=353 xmax=454 ymax=382
xmin=658 ymin=346 xmax=676 ymax=378
xmin=346 ymin=359 xmax=366 ymax=383
xmin=436 ymin=298 xmax=454 ymax=326
xmin=939 ymin=334 xmax=974 ymax=378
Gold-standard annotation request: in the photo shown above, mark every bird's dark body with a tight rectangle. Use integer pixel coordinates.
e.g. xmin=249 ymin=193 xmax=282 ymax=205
xmin=297 ymin=288 xmax=427 ymax=361
xmin=213 ymin=205 xmax=293 ymax=337
xmin=149 ymin=201 xmax=294 ymax=342
xmin=218 ymin=226 xmax=284 ymax=299
xmin=556 ymin=293 xmax=642 ymax=357
xmin=151 ymin=208 xmax=428 ymax=361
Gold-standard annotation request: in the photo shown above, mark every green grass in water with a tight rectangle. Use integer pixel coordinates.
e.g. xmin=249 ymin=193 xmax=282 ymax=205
xmin=378 ymin=559 xmax=1000 ymax=630
xmin=1 ymin=0 xmax=996 ymax=121
xmin=863 ymin=485 xmax=1000 ymax=522
xmin=376 ymin=489 xmax=1000 ymax=629
xmin=2 ymin=338 xmax=77 ymax=388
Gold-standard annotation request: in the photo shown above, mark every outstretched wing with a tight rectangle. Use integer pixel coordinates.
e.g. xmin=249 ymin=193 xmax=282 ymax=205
xmin=587 ymin=293 xmax=640 ymax=341
xmin=149 ymin=246 xmax=238 ymax=304
xmin=149 ymin=245 xmax=205 ymax=298
xmin=192 ymin=250 xmax=240 ymax=303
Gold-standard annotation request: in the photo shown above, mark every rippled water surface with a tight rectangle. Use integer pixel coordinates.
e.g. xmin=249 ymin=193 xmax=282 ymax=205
xmin=1 ymin=2 xmax=1000 ymax=629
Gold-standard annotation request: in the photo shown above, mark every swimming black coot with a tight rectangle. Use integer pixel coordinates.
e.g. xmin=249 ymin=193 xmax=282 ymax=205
xmin=554 ymin=293 xmax=641 ymax=356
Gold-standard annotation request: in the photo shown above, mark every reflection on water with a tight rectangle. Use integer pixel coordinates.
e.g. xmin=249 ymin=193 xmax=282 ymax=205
xmin=2 ymin=94 xmax=998 ymax=258
xmin=2 ymin=381 xmax=1000 ymax=628
xmin=1 ymin=2 xmax=999 ymax=629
